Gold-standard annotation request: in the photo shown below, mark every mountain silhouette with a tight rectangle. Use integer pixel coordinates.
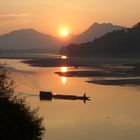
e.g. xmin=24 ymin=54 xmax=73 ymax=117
xmin=0 ymin=22 xmax=125 ymax=55
xmin=71 ymin=23 xmax=124 ymax=43
xmin=0 ymin=28 xmax=62 ymax=53
xmin=60 ymin=21 xmax=140 ymax=57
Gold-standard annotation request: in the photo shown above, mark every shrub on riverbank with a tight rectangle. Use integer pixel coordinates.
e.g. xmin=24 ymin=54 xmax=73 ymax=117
xmin=0 ymin=63 xmax=45 ymax=140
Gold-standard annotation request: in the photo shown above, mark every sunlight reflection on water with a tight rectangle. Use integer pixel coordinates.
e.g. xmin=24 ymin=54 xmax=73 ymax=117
xmin=61 ymin=76 xmax=67 ymax=84
xmin=61 ymin=66 xmax=68 ymax=73
xmin=60 ymin=66 xmax=68 ymax=84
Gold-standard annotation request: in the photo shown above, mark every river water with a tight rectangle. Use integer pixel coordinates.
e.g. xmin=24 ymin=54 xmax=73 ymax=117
xmin=1 ymin=58 xmax=140 ymax=140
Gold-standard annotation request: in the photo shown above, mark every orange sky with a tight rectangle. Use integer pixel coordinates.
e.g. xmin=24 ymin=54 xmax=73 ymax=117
xmin=0 ymin=0 xmax=140 ymax=36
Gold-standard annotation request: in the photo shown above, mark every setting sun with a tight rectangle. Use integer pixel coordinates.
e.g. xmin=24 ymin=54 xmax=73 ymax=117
xmin=59 ymin=28 xmax=69 ymax=37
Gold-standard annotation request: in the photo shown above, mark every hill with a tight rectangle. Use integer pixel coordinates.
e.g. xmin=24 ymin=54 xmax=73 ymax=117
xmin=71 ymin=23 xmax=124 ymax=43
xmin=60 ymin=22 xmax=140 ymax=57
xmin=0 ymin=29 xmax=61 ymax=53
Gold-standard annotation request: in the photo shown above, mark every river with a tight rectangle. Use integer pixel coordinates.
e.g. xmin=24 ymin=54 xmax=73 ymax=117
xmin=1 ymin=58 xmax=140 ymax=140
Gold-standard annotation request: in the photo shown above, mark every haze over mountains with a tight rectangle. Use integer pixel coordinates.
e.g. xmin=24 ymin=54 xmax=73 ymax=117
xmin=0 ymin=22 xmax=124 ymax=54
xmin=60 ymin=22 xmax=140 ymax=57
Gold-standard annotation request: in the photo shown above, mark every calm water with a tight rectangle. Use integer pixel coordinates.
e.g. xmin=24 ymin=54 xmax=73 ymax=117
xmin=1 ymin=58 xmax=140 ymax=140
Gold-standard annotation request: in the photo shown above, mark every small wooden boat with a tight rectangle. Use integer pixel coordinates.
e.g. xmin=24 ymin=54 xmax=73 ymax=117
xmin=40 ymin=91 xmax=90 ymax=103
xmin=40 ymin=91 xmax=52 ymax=100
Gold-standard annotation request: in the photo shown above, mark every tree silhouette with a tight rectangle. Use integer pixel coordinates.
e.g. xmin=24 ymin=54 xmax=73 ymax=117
xmin=0 ymin=63 xmax=45 ymax=140
xmin=60 ymin=21 xmax=140 ymax=57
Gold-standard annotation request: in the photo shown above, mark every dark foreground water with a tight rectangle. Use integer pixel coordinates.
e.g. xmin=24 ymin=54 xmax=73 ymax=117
xmin=1 ymin=58 xmax=140 ymax=140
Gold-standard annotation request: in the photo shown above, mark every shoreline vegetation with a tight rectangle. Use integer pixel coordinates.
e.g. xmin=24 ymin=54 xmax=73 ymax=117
xmin=23 ymin=56 xmax=140 ymax=67
xmin=0 ymin=63 xmax=45 ymax=140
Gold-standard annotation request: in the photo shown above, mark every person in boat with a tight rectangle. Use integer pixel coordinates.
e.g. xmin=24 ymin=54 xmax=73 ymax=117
xmin=83 ymin=93 xmax=86 ymax=97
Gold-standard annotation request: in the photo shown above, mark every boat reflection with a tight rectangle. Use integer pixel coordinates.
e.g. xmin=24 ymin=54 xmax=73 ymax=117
xmin=40 ymin=91 xmax=90 ymax=104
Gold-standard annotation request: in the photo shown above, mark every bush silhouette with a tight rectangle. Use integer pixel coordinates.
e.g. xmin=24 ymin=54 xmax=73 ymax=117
xmin=0 ymin=63 xmax=45 ymax=140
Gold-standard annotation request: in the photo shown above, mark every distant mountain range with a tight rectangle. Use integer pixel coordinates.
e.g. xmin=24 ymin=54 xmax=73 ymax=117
xmin=0 ymin=22 xmax=124 ymax=54
xmin=0 ymin=29 xmax=62 ymax=53
xmin=60 ymin=22 xmax=140 ymax=57
xmin=71 ymin=23 xmax=124 ymax=43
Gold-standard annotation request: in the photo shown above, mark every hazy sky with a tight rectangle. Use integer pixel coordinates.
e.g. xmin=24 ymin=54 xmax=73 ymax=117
xmin=0 ymin=0 xmax=140 ymax=36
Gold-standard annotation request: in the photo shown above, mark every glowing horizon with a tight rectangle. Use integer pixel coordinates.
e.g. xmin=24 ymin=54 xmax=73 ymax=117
xmin=0 ymin=0 xmax=140 ymax=36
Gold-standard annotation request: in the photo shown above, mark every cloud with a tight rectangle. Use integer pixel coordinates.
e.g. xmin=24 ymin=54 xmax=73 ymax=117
xmin=0 ymin=13 xmax=31 ymax=20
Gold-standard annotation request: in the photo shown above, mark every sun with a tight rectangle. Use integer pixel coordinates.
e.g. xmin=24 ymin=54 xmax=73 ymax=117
xmin=59 ymin=27 xmax=69 ymax=37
